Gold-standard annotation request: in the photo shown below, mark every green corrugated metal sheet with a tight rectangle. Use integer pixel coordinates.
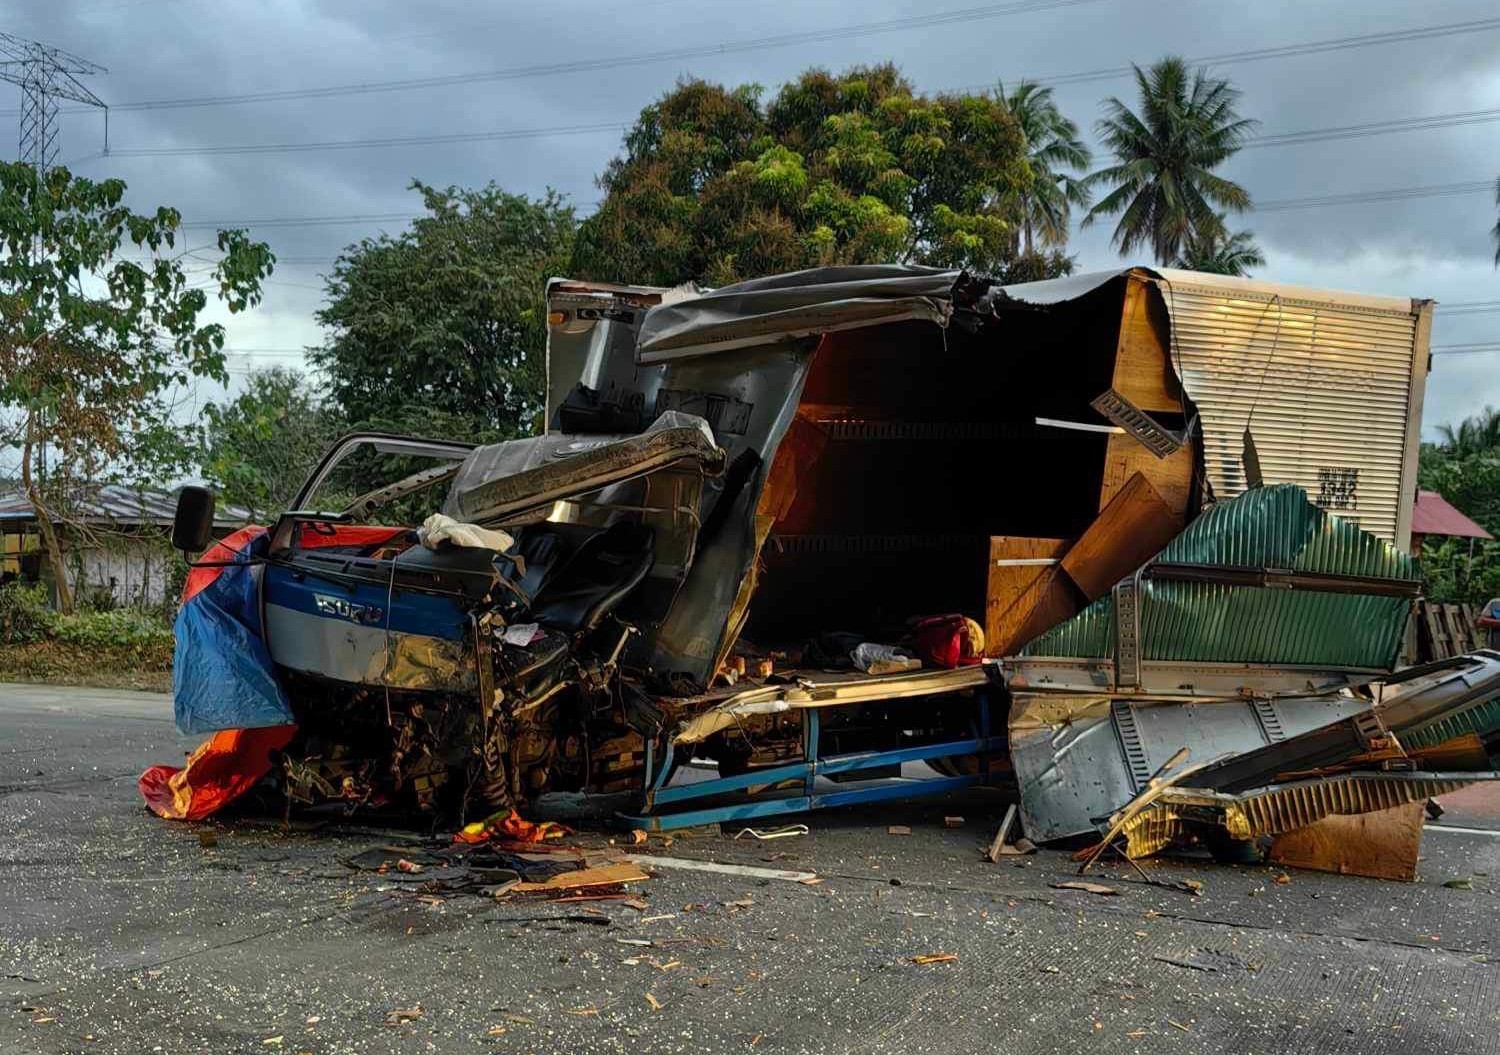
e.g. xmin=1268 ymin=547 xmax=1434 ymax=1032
xmin=1021 ymin=485 xmax=1418 ymax=669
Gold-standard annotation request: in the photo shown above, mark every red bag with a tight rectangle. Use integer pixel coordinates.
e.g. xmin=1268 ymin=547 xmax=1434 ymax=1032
xmin=911 ymin=614 xmax=986 ymax=669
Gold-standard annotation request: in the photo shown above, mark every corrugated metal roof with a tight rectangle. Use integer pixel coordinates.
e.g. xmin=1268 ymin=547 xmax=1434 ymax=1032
xmin=0 ymin=484 xmax=251 ymax=528
xmin=1021 ymin=484 xmax=1419 ymax=670
xmin=1412 ymin=490 xmax=1493 ymax=540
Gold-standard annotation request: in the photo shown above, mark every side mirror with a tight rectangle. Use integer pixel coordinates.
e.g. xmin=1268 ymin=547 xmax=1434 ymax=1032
xmin=173 ymin=485 xmax=216 ymax=553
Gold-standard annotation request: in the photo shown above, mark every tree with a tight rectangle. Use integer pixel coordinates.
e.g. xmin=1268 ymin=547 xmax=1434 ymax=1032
xmin=1083 ymin=57 xmax=1256 ymax=263
xmin=1436 ymin=405 xmax=1500 ymax=461
xmin=0 ymin=163 xmax=273 ymax=612
xmin=1173 ymin=213 xmax=1265 ymax=276
xmin=312 ymin=181 xmax=574 ymax=443
xmin=570 ymin=65 xmax=1035 ymax=287
xmin=1419 ymin=406 xmax=1500 ymax=606
xmin=997 ymin=80 xmax=1091 ymax=254
xmin=199 ymin=367 xmax=340 ymax=521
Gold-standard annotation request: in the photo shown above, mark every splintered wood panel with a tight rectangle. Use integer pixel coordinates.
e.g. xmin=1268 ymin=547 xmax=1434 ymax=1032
xmin=1062 ymin=472 xmax=1184 ymax=602
xmin=1111 ymin=275 xmax=1183 ymax=413
xmin=1100 ymin=432 xmax=1194 ymax=515
xmin=986 ymin=537 xmax=1074 ymax=657
xmin=1268 ymin=801 xmax=1424 ymax=882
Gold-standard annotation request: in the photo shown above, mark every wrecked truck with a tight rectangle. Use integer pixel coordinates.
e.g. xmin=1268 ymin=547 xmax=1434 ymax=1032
xmin=153 ymin=264 xmax=1500 ymax=873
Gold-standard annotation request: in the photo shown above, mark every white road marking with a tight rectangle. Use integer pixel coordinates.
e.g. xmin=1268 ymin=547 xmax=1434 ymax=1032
xmin=1426 ymin=823 xmax=1500 ymax=837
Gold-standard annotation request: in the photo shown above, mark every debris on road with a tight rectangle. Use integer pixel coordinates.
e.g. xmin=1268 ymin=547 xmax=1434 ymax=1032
xmin=1050 ymin=881 xmax=1120 ymax=896
xmin=733 ymin=824 xmax=809 ymax=841
xmin=910 ymin=953 xmax=959 ymax=965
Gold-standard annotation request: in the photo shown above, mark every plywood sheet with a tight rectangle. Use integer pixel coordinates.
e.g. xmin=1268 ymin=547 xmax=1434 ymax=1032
xmin=1268 ymin=800 xmax=1423 ymax=882
xmin=512 ymin=862 xmax=651 ymax=893
xmin=1111 ymin=276 xmax=1182 ymax=414
xmin=1062 ymin=472 xmax=1184 ymax=601
xmin=986 ymin=537 xmax=1075 ymax=657
xmin=1100 ymin=433 xmax=1194 ymax=514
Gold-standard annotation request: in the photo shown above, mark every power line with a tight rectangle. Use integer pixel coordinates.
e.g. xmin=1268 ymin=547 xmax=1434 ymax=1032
xmin=1257 ymin=180 xmax=1493 ymax=212
xmin=108 ymin=120 xmax=628 ymax=158
xmin=22 ymin=9 xmax=1500 ymax=121
xmin=1246 ymin=106 xmax=1500 ymax=149
xmin=1431 ymin=343 xmax=1500 ymax=355
xmin=14 ymin=0 xmax=1112 ymax=116
xmin=178 ymin=212 xmax=416 ymax=230
xmin=960 ymin=16 xmax=1500 ymax=90
xmin=95 ymin=100 xmax=1500 ymax=162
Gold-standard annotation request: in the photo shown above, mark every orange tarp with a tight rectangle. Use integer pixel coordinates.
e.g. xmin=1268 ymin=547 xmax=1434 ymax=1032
xmin=138 ymin=726 xmax=297 ymax=821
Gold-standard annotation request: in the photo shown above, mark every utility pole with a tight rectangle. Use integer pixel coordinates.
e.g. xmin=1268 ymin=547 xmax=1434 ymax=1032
xmin=0 ymin=32 xmax=107 ymax=171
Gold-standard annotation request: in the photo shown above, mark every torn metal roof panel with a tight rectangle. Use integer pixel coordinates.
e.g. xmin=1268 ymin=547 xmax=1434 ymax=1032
xmin=1019 ymin=484 xmax=1419 ymax=672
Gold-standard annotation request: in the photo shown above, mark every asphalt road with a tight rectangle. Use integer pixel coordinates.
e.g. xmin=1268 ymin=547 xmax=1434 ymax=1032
xmin=3 ymin=682 xmax=1500 ymax=1055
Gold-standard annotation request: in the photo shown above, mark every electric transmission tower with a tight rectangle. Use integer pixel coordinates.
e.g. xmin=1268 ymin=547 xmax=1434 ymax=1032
xmin=0 ymin=32 xmax=107 ymax=171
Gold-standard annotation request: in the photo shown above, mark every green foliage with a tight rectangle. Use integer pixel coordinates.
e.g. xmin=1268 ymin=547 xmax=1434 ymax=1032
xmin=1173 ymin=213 xmax=1266 ymax=276
xmin=0 ymin=580 xmax=56 ymax=644
xmin=0 ymin=163 xmax=276 ymax=483
xmin=0 ymin=579 xmax=171 ymax=654
xmin=312 ymin=181 xmax=575 ymax=443
xmin=571 ymin=64 xmax=1036 ymax=286
xmin=50 ymin=606 xmax=174 ymax=652
xmin=200 ymin=366 xmax=340 ymax=520
xmin=1083 ymin=57 xmax=1256 ymax=264
xmin=1418 ymin=406 xmax=1500 ymax=605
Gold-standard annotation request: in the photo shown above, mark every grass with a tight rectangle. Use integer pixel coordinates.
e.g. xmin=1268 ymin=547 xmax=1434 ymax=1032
xmin=0 ymin=640 xmax=173 ymax=693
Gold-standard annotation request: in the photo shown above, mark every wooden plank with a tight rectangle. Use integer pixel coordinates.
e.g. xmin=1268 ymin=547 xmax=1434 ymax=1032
xmin=985 ymin=536 xmax=1072 ymax=657
xmin=1099 ymin=432 xmax=1194 ymax=515
xmin=1061 ymin=472 xmax=1184 ymax=602
xmin=1460 ymin=603 xmax=1479 ymax=650
xmin=512 ymin=862 xmax=651 ymax=893
xmin=1423 ymin=603 xmax=1452 ymax=659
xmin=1110 ymin=275 xmax=1183 ymax=414
xmin=1441 ymin=604 xmax=1468 ymax=655
xmin=1268 ymin=801 xmax=1424 ymax=882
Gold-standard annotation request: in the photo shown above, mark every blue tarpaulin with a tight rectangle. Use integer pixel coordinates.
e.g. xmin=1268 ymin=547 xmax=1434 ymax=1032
xmin=173 ymin=529 xmax=295 ymax=735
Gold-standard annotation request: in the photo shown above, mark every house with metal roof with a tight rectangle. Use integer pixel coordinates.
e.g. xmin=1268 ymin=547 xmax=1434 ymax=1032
xmin=0 ymin=484 xmax=250 ymax=607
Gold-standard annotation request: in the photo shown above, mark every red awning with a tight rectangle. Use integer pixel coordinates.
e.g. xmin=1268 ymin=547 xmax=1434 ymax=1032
xmin=1412 ymin=491 xmax=1493 ymax=540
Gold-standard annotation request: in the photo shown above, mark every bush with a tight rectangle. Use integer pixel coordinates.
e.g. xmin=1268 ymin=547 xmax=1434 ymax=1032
xmin=0 ymin=581 xmax=57 ymax=644
xmin=51 ymin=607 xmax=174 ymax=652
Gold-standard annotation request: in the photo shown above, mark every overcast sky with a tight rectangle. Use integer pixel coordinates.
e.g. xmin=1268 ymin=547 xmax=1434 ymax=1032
xmin=9 ymin=0 xmax=1500 ymax=437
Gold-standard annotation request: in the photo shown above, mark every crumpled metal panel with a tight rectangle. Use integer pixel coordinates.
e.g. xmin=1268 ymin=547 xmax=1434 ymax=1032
xmin=1021 ymin=485 xmax=1418 ymax=670
xmin=445 ymin=411 xmax=723 ymax=524
xmin=1008 ymin=689 xmax=1373 ymax=843
xmin=1119 ymin=772 xmax=1492 ymax=858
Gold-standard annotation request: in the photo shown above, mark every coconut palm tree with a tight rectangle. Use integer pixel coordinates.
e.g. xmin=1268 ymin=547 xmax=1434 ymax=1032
xmin=1438 ymin=405 xmax=1500 ymax=458
xmin=1173 ymin=213 xmax=1265 ymax=276
xmin=1083 ymin=57 xmax=1256 ymax=263
xmin=998 ymin=80 xmax=1091 ymax=253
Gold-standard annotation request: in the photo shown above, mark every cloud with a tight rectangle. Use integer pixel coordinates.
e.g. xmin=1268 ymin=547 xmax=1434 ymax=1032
xmin=8 ymin=0 xmax=1499 ymax=431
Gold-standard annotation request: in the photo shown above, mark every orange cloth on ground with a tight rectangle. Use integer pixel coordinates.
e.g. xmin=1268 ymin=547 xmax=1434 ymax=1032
xmin=454 ymin=808 xmax=569 ymax=844
xmin=139 ymin=725 xmax=298 ymax=821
